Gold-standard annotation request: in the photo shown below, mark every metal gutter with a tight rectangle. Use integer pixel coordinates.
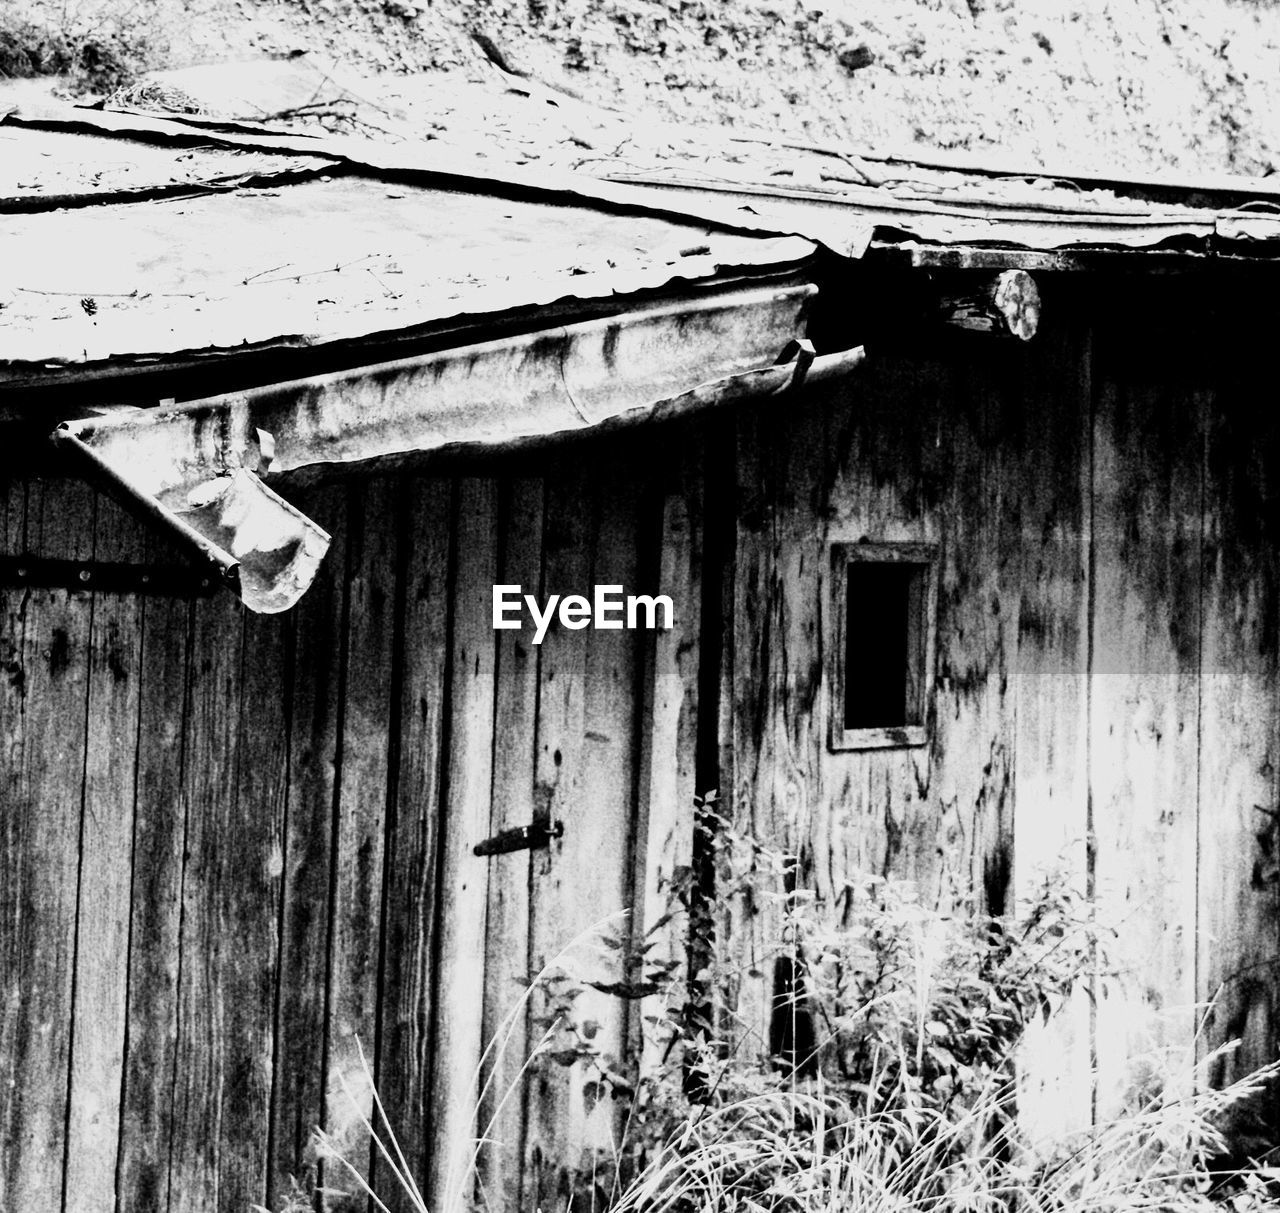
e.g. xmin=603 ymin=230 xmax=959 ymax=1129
xmin=48 ymin=281 xmax=865 ymax=613
xmin=51 ymin=424 xmax=330 ymax=614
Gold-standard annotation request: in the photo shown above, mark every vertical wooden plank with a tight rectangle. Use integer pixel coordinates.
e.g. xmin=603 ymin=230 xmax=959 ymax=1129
xmin=632 ymin=439 xmax=701 ymax=1082
xmin=269 ymin=485 xmax=346 ymax=1206
xmin=1009 ymin=300 xmax=1094 ymax=1140
xmin=166 ymin=589 xmax=244 ymax=1212
xmin=725 ymin=390 xmax=831 ymax=1065
xmin=721 ymin=399 xmax=771 ymax=1058
xmin=0 ymin=472 xmax=27 ymax=1193
xmin=235 ymin=590 xmax=290 ymax=1211
xmin=377 ymin=474 xmax=450 ymax=1213
xmin=427 ymin=476 xmax=498 ymax=1213
xmin=723 ymin=399 xmax=788 ymax=1061
xmin=1197 ymin=340 xmax=1280 ymax=1105
xmin=569 ymin=462 xmax=643 ymax=1197
xmin=927 ymin=351 xmax=1019 ymax=917
xmin=522 ymin=460 xmax=593 ymax=1213
xmin=323 ymin=479 xmax=399 ymax=1210
xmin=116 ymin=530 xmax=194 ymax=1211
xmin=820 ymin=356 xmax=945 ymax=906
xmin=477 ymin=476 xmax=544 ymax=1213
xmin=167 ymin=573 xmax=286 ymax=1211
xmin=766 ymin=397 xmax=828 ymax=1076
xmin=1089 ymin=301 xmax=1201 ymax=1118
xmin=0 ymin=477 xmax=95 ymax=1212
xmin=65 ymin=495 xmax=145 ymax=1213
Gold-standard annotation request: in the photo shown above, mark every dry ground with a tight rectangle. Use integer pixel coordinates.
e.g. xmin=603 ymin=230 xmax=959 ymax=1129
xmin=3 ymin=0 xmax=1279 ymax=176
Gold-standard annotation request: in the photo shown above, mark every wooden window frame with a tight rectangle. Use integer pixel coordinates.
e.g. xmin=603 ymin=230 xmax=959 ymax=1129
xmin=829 ymin=541 xmax=939 ymax=752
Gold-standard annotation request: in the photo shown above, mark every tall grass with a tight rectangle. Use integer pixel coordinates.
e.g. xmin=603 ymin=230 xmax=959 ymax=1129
xmin=293 ymin=1031 xmax=1280 ymax=1213
xmin=609 ymin=1049 xmax=1280 ymax=1213
xmin=275 ymin=913 xmax=632 ymax=1213
xmin=266 ymin=839 xmax=1280 ymax=1213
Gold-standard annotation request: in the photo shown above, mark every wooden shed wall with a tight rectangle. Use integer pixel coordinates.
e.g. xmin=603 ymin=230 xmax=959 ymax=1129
xmin=0 ymin=446 xmax=703 ymax=1213
xmin=721 ymin=273 xmax=1280 ymax=1136
xmin=2 ymin=273 xmax=1278 ymax=1213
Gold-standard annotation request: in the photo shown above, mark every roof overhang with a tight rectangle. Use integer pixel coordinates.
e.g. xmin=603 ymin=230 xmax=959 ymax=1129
xmin=2 ymin=107 xmax=870 ymax=614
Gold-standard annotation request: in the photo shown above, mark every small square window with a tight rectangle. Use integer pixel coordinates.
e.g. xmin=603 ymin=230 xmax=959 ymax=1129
xmin=829 ymin=542 xmax=938 ymax=751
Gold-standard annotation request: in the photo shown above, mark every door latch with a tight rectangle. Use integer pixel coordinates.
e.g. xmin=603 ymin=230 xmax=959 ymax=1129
xmin=473 ymin=819 xmax=564 ymax=857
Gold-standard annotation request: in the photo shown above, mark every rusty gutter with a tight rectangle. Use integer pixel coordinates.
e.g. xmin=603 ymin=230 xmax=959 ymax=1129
xmin=47 ymin=281 xmax=863 ymax=613
xmin=50 ymin=424 xmax=243 ymax=587
xmin=58 ymin=282 xmax=821 ymax=495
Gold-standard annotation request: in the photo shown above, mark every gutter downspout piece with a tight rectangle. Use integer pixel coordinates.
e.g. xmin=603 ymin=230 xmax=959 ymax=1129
xmin=51 ymin=423 xmax=330 ymax=614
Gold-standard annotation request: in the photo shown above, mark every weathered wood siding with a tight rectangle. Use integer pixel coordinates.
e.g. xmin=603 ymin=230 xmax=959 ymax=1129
xmin=0 ymin=444 xmax=701 ymax=1213
xmin=1 ymin=274 xmax=1277 ymax=1211
xmin=722 ymin=275 xmax=1280 ymax=1129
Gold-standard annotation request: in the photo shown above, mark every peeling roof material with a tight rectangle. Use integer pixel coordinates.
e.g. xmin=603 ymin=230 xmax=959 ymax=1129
xmin=4 ymin=80 xmax=1279 ymax=383
xmin=0 ymin=126 xmax=816 ymax=374
xmin=0 ymin=124 xmax=330 ymax=206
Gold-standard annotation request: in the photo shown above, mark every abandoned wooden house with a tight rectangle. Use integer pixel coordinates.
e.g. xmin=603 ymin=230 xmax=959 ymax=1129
xmin=3 ymin=97 xmax=1280 ymax=1213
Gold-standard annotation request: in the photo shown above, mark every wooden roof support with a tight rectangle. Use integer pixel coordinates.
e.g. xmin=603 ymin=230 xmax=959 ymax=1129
xmin=934 ymin=269 xmax=1041 ymax=340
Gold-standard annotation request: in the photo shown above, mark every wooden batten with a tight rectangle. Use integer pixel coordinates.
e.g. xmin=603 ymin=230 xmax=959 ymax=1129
xmin=64 ymin=492 xmax=144 ymax=1213
xmin=269 ymin=483 xmax=346 ymax=1209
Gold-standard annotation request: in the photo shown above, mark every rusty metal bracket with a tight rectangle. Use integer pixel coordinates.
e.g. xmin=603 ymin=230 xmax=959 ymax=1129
xmin=0 ymin=555 xmax=220 ymax=597
xmin=775 ymin=337 xmax=817 ymax=389
xmin=473 ymin=820 xmax=564 ymax=858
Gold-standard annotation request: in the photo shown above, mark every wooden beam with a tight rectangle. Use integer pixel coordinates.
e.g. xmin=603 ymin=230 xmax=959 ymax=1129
xmin=877 ymin=243 xmax=1076 ymax=272
xmin=934 ymin=269 xmax=1041 ymax=340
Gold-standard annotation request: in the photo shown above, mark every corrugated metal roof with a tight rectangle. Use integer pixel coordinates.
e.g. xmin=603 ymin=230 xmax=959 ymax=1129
xmin=264 ymin=65 xmax=1280 ymax=255
xmin=179 ymin=62 xmax=1277 ymax=255
xmin=0 ymin=108 xmax=830 ymax=377
xmin=1 ymin=169 xmax=813 ymax=372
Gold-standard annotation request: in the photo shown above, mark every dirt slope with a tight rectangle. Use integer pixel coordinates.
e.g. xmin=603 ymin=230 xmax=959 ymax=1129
xmin=6 ymin=0 xmax=1279 ymax=176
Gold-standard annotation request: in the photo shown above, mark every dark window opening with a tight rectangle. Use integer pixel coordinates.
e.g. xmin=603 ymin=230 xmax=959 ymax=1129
xmin=844 ymin=562 xmax=925 ymax=729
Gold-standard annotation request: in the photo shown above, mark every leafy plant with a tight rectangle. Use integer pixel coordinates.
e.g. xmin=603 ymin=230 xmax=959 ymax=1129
xmin=535 ymin=796 xmax=1280 ymax=1213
